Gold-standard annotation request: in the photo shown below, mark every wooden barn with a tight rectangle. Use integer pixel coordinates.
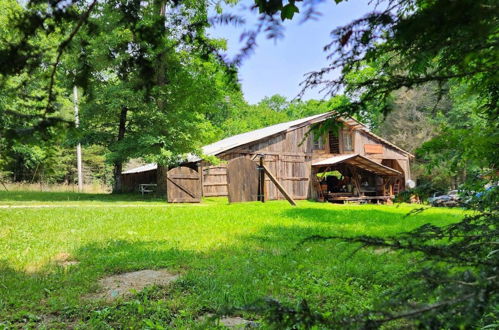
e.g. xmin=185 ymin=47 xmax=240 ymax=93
xmin=122 ymin=112 xmax=413 ymax=203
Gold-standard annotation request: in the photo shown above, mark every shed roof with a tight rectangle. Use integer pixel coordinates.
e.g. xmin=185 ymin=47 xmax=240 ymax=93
xmin=122 ymin=163 xmax=158 ymax=174
xmin=312 ymin=154 xmax=402 ymax=176
xmin=198 ymin=111 xmax=413 ymax=158
xmin=196 ymin=112 xmax=331 ymax=161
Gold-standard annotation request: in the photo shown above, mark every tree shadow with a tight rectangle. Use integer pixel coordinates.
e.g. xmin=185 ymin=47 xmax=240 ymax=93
xmin=0 ymin=240 xmax=197 ymax=327
xmin=283 ymin=206 xmax=410 ymax=222
xmin=280 ymin=206 xmax=460 ymax=235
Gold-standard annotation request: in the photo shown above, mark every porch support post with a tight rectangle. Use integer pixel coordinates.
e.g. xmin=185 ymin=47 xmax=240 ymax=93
xmin=349 ymin=165 xmax=362 ymax=197
xmin=310 ymin=166 xmax=321 ymax=201
xmin=258 ymin=155 xmax=266 ymax=203
xmin=383 ymin=177 xmax=394 ymax=196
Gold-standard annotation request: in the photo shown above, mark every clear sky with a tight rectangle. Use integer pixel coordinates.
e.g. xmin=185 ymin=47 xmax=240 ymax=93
xmin=207 ymin=1 xmax=372 ymax=104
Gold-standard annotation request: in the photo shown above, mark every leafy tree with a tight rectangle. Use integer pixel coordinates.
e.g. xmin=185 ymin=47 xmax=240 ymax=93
xmin=0 ymin=0 xmax=239 ymax=191
xmin=247 ymin=0 xmax=497 ymax=117
xmin=214 ymin=94 xmax=350 ymax=138
xmin=372 ymin=86 xmax=444 ymax=154
xmin=0 ymin=0 xmax=76 ymax=184
xmin=0 ymin=0 xmax=497 ymax=326
xmin=72 ymin=0 xmax=238 ymax=192
xmin=259 ymin=94 xmax=289 ymax=112
xmin=416 ymin=82 xmax=497 ymax=191
xmin=217 ymin=94 xmax=289 ymax=136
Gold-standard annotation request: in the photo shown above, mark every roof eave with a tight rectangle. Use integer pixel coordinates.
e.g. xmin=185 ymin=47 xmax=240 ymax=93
xmin=312 ymin=154 xmax=402 ymax=176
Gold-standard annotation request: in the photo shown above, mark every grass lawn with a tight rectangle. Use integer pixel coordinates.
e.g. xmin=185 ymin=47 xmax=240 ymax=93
xmin=0 ymin=191 xmax=466 ymax=328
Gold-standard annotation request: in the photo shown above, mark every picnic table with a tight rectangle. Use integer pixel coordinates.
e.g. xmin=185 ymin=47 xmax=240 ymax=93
xmin=139 ymin=184 xmax=157 ymax=195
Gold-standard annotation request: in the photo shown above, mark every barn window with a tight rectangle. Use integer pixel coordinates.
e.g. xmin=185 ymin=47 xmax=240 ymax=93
xmin=329 ymin=130 xmax=340 ymax=154
xmin=342 ymin=130 xmax=353 ymax=152
xmin=312 ymin=133 xmax=324 ymax=150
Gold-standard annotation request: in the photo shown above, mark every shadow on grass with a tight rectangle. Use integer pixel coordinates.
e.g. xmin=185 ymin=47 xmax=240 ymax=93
xmin=3 ymin=201 xmax=456 ymax=326
xmin=282 ymin=207 xmax=399 ymax=223
xmin=0 ymin=191 xmax=166 ymax=203
xmin=0 ymin=223 xmax=410 ymax=327
xmin=0 ymin=240 xmax=197 ymax=326
xmin=280 ymin=206 xmax=461 ymax=231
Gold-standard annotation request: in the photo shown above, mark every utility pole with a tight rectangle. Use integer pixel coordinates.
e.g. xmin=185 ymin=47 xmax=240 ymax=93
xmin=73 ymin=85 xmax=83 ymax=192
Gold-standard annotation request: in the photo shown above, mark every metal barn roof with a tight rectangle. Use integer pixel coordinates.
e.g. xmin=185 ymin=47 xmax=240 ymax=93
xmin=122 ymin=163 xmax=158 ymax=174
xmin=200 ymin=112 xmax=331 ymax=158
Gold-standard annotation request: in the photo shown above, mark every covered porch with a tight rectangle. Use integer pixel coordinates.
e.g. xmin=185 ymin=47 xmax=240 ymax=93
xmin=312 ymin=154 xmax=403 ymax=204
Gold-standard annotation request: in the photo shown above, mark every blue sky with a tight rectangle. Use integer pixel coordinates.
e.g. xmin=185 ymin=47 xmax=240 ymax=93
xmin=207 ymin=1 xmax=372 ymax=104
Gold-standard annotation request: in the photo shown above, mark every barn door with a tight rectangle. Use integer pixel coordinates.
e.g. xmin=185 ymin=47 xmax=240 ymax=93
xmin=166 ymin=167 xmax=201 ymax=203
xmin=227 ymin=157 xmax=259 ymax=203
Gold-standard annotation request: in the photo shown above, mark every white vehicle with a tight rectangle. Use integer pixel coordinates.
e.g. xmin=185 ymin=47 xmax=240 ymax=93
xmin=429 ymin=190 xmax=460 ymax=207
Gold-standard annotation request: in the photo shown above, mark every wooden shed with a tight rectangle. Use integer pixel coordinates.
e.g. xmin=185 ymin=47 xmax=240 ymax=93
xmin=122 ymin=112 xmax=414 ymax=202
xmin=122 ymin=163 xmax=157 ymax=193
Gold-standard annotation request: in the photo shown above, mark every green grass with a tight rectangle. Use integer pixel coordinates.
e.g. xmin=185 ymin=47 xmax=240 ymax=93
xmin=0 ymin=191 xmax=466 ymax=328
xmin=0 ymin=190 xmax=166 ymax=205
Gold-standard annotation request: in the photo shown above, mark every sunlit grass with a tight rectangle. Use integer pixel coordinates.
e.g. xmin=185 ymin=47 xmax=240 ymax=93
xmin=0 ymin=191 xmax=466 ymax=327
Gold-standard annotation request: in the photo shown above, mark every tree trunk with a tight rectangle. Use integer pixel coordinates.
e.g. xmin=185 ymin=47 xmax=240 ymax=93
xmin=153 ymin=0 xmax=169 ymax=197
xmin=156 ymin=165 xmax=168 ymax=196
xmin=112 ymin=106 xmax=128 ymax=193
xmin=113 ymin=162 xmax=123 ymax=193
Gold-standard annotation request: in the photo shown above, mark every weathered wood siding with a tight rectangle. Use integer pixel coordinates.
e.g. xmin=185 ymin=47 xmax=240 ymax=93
xmin=122 ymin=170 xmax=156 ymax=192
xmin=241 ymin=126 xmax=313 ymax=200
xmin=122 ymin=118 xmax=412 ymax=201
xmin=200 ymin=153 xmax=246 ymax=197
xmin=201 ymin=126 xmax=314 ymax=200
xmin=227 ymin=157 xmax=259 ymax=202
xmin=166 ymin=166 xmax=202 ymax=203
xmin=354 ymin=130 xmax=411 ymax=183
xmin=201 ymin=164 xmax=228 ymax=197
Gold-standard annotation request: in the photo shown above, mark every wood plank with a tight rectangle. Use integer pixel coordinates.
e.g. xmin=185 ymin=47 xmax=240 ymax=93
xmin=168 ymin=175 xmax=199 ymax=179
xmin=236 ymin=150 xmax=312 ymax=157
xmin=329 ymin=196 xmax=391 ymax=201
xmin=258 ymin=156 xmax=265 ymax=202
xmin=203 ymin=192 xmax=228 ymax=197
xmin=364 ymin=144 xmax=383 ymax=154
xmin=167 ymin=177 xmax=197 ymax=198
xmin=349 ymin=165 xmax=362 ymax=197
xmin=227 ymin=157 xmax=259 ymax=203
xmin=166 ymin=167 xmax=202 ymax=203
xmin=262 ymin=164 xmax=296 ymax=206
xmin=280 ymin=159 xmax=306 ymax=163
xmin=199 ymin=164 xmax=204 ymax=197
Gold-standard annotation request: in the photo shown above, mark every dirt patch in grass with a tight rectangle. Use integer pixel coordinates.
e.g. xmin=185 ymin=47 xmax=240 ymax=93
xmin=54 ymin=252 xmax=80 ymax=267
xmin=199 ymin=314 xmax=257 ymax=328
xmin=372 ymin=247 xmax=394 ymax=255
xmin=220 ymin=316 xmax=256 ymax=328
xmin=91 ymin=269 xmax=179 ymax=301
